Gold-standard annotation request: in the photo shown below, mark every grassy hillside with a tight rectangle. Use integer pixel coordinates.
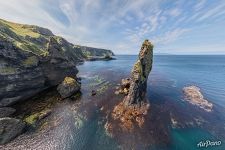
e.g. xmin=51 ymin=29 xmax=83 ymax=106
xmin=0 ymin=19 xmax=114 ymax=58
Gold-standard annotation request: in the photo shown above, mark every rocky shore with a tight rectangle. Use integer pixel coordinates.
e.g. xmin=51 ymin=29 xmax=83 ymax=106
xmin=0 ymin=18 xmax=114 ymax=145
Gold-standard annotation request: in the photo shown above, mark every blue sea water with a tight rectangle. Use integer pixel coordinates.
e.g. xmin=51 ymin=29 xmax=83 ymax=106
xmin=79 ymin=55 xmax=225 ymax=107
xmin=76 ymin=55 xmax=225 ymax=150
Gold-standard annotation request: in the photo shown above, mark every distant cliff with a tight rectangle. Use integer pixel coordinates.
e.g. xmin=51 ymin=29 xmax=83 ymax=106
xmin=0 ymin=18 xmax=114 ymax=106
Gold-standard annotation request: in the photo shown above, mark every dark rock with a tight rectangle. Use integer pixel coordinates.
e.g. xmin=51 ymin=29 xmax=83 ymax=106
xmin=86 ymin=56 xmax=116 ymax=61
xmin=124 ymin=40 xmax=153 ymax=106
xmin=0 ymin=37 xmax=78 ymax=106
xmin=0 ymin=117 xmax=25 ymax=144
xmin=0 ymin=107 xmax=16 ymax=118
xmin=91 ymin=90 xmax=97 ymax=96
xmin=57 ymin=77 xmax=81 ymax=99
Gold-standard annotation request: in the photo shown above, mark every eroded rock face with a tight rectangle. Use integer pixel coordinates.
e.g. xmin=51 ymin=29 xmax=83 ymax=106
xmin=0 ymin=117 xmax=25 ymax=145
xmin=124 ymin=40 xmax=153 ymax=106
xmin=0 ymin=37 xmax=78 ymax=107
xmin=57 ymin=77 xmax=81 ymax=99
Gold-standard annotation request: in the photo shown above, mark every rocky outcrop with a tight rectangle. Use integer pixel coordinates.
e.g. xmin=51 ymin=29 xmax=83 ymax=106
xmin=183 ymin=86 xmax=213 ymax=112
xmin=0 ymin=37 xmax=78 ymax=107
xmin=0 ymin=118 xmax=25 ymax=144
xmin=57 ymin=77 xmax=81 ymax=99
xmin=124 ymin=39 xmax=153 ymax=106
xmin=115 ymin=40 xmax=153 ymax=106
xmin=107 ymin=40 xmax=153 ymax=133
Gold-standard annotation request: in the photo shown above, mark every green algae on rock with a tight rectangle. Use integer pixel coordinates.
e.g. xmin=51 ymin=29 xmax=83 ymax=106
xmin=57 ymin=77 xmax=81 ymax=99
xmin=24 ymin=109 xmax=51 ymax=126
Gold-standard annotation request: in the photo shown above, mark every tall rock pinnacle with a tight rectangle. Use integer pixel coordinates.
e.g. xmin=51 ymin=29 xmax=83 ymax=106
xmin=124 ymin=39 xmax=153 ymax=106
xmin=108 ymin=40 xmax=154 ymax=132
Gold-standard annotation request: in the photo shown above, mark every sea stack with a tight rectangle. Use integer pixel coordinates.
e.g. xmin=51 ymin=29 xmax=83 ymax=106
xmin=109 ymin=40 xmax=153 ymax=132
xmin=124 ymin=39 xmax=153 ymax=106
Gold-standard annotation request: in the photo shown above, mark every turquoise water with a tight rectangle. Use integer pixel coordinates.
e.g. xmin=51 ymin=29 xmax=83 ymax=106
xmin=171 ymin=128 xmax=223 ymax=150
xmin=76 ymin=55 xmax=225 ymax=150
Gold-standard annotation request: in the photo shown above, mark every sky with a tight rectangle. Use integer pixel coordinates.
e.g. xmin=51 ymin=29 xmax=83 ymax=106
xmin=0 ymin=0 xmax=225 ymax=55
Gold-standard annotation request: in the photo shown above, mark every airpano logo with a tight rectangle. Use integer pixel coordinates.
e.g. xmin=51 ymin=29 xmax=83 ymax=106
xmin=197 ymin=140 xmax=222 ymax=148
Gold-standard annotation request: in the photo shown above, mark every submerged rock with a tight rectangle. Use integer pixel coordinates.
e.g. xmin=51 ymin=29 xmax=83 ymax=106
xmin=57 ymin=77 xmax=81 ymax=99
xmin=0 ymin=117 xmax=25 ymax=144
xmin=112 ymin=101 xmax=150 ymax=131
xmin=183 ymin=86 xmax=213 ymax=112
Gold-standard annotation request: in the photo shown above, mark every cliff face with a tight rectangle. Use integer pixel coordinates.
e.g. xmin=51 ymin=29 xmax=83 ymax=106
xmin=0 ymin=19 xmax=114 ymax=106
xmin=80 ymin=46 xmax=114 ymax=57
xmin=0 ymin=36 xmax=78 ymax=106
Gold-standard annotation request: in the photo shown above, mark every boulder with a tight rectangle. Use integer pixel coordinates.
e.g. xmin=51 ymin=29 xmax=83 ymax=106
xmin=57 ymin=77 xmax=81 ymax=98
xmin=124 ymin=40 xmax=153 ymax=106
xmin=0 ymin=107 xmax=16 ymax=118
xmin=0 ymin=117 xmax=25 ymax=144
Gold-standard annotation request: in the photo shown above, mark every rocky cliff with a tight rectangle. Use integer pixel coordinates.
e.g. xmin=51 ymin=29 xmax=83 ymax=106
xmin=0 ymin=18 xmax=114 ymax=106
xmin=0 ymin=18 xmax=114 ymax=144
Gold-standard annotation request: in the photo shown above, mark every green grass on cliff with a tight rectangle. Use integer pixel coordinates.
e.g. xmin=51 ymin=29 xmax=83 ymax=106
xmin=0 ymin=19 xmax=48 ymax=55
xmin=0 ymin=18 xmax=114 ymax=59
xmin=1 ymin=19 xmax=40 ymax=38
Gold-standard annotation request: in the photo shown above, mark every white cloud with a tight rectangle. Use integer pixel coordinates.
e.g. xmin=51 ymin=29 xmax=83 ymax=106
xmin=197 ymin=2 xmax=225 ymax=22
xmin=168 ymin=8 xmax=181 ymax=17
xmin=0 ymin=0 xmax=225 ymax=54
xmin=152 ymin=29 xmax=189 ymax=45
xmin=194 ymin=0 xmax=206 ymax=11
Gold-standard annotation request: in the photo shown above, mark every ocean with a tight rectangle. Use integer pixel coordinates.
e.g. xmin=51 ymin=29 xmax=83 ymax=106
xmin=2 ymin=55 xmax=225 ymax=150
xmin=77 ymin=55 xmax=225 ymax=150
